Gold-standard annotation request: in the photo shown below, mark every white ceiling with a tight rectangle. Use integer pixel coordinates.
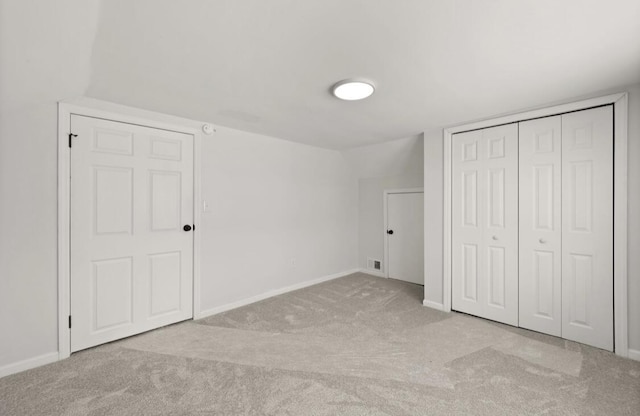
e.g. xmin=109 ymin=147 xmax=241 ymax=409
xmin=87 ymin=0 xmax=640 ymax=150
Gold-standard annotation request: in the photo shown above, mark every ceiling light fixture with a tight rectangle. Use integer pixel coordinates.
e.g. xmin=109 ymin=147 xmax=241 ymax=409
xmin=331 ymin=79 xmax=375 ymax=101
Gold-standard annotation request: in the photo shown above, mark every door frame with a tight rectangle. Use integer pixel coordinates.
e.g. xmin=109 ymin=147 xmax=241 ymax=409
xmin=440 ymin=92 xmax=629 ymax=357
xmin=383 ymin=188 xmax=424 ymax=279
xmin=57 ymin=98 xmax=204 ymax=360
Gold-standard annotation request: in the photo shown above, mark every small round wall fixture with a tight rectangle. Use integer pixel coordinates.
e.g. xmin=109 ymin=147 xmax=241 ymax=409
xmin=202 ymin=123 xmax=215 ymax=135
xmin=331 ymin=79 xmax=375 ymax=101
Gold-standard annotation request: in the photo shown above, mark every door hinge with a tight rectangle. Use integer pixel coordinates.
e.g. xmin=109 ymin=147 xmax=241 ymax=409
xmin=68 ymin=133 xmax=77 ymax=148
xmin=68 ymin=315 xmax=72 ymax=329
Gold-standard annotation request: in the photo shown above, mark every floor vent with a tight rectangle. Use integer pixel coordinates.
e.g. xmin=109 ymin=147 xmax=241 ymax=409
xmin=367 ymin=258 xmax=382 ymax=271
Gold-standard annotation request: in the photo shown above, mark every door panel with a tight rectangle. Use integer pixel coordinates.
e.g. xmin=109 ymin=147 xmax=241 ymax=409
xmin=561 ymin=106 xmax=613 ymax=351
xmin=150 ymin=171 xmax=182 ymax=230
xmin=94 ymin=167 xmax=133 ymax=235
xmin=92 ymin=257 xmax=133 ymax=331
xmin=569 ymin=161 xmax=593 ymax=232
xmin=387 ymin=192 xmax=424 ymax=285
xmin=149 ymin=251 xmax=182 ymax=316
xmin=488 ymin=169 xmax=505 ymax=228
xmin=452 ymin=124 xmax=518 ymax=325
xmin=462 ymin=244 xmax=478 ymax=301
xmin=519 ymin=116 xmax=562 ymax=336
xmin=482 ymin=125 xmax=518 ymax=324
xmin=487 ymin=246 xmax=505 ymax=307
xmin=453 ymin=130 xmax=484 ymax=317
xmin=462 ymin=171 xmax=478 ymax=227
xmin=70 ymin=115 xmax=194 ymax=352
xmin=533 ymin=250 xmax=555 ymax=318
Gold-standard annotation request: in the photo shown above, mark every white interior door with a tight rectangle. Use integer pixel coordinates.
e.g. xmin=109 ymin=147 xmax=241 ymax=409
xmin=519 ymin=115 xmax=562 ymax=336
xmin=387 ymin=192 xmax=424 ymax=285
xmin=70 ymin=115 xmax=194 ymax=352
xmin=452 ymin=124 xmax=518 ymax=326
xmin=561 ymin=106 xmax=613 ymax=351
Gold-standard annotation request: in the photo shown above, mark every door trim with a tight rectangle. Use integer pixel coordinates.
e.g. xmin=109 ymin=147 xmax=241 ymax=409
xmin=57 ymin=98 xmax=204 ymax=360
xmin=383 ymin=188 xmax=424 ymax=279
xmin=440 ymin=92 xmax=629 ymax=357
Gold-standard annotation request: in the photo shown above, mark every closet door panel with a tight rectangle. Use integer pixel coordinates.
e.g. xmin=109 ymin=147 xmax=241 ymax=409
xmin=482 ymin=125 xmax=518 ymax=325
xmin=452 ymin=124 xmax=518 ymax=325
xmin=452 ymin=130 xmax=485 ymax=317
xmin=561 ymin=106 xmax=613 ymax=351
xmin=519 ymin=116 xmax=562 ymax=336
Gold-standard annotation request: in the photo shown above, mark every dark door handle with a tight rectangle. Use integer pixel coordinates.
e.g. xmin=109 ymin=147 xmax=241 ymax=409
xmin=183 ymin=225 xmax=192 ymax=232
xmin=387 ymin=230 xmax=394 ymax=235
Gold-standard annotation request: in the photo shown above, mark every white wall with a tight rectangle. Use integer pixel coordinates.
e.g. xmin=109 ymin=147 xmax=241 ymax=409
xmin=342 ymin=136 xmax=424 ymax=272
xmin=0 ymin=1 xmax=101 ymax=372
xmin=424 ymin=84 xmax=640 ymax=354
xmin=423 ymin=129 xmax=444 ymax=305
xmin=626 ymin=84 xmax=640 ymax=353
xmin=199 ymin=126 xmax=358 ymax=312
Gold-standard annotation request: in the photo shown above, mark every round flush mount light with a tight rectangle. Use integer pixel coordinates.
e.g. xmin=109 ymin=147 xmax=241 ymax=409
xmin=331 ymin=79 xmax=375 ymax=101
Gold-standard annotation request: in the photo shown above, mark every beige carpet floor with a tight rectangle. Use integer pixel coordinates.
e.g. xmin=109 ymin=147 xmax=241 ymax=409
xmin=1 ymin=272 xmax=639 ymax=415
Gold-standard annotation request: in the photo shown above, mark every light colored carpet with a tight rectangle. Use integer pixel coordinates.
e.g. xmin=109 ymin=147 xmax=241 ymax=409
xmin=1 ymin=272 xmax=639 ymax=415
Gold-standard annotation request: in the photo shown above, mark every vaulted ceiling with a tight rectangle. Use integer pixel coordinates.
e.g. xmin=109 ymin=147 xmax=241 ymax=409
xmin=86 ymin=0 xmax=640 ymax=149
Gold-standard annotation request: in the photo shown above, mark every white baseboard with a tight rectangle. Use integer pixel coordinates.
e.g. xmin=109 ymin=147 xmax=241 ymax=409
xmin=0 ymin=351 xmax=59 ymax=379
xmin=628 ymin=349 xmax=640 ymax=362
xmin=195 ymin=268 xmax=360 ymax=319
xmin=358 ymin=268 xmax=386 ymax=278
xmin=423 ymin=299 xmax=447 ymax=311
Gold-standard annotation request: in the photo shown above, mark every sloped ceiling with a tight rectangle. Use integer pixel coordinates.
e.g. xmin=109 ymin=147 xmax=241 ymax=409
xmin=87 ymin=0 xmax=640 ymax=149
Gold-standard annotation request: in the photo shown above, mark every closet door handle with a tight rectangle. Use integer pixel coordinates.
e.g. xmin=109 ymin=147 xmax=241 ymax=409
xmin=492 ymin=236 xmax=498 ymax=241
xmin=539 ymin=238 xmax=547 ymax=244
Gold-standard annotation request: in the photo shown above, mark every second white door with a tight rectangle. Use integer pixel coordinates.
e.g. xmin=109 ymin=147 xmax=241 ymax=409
xmin=70 ymin=115 xmax=194 ymax=352
xmin=387 ymin=192 xmax=424 ymax=285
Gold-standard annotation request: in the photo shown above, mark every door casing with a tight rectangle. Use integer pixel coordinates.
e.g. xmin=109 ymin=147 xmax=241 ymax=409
xmin=437 ymin=92 xmax=629 ymax=357
xmin=57 ymin=98 xmax=204 ymax=360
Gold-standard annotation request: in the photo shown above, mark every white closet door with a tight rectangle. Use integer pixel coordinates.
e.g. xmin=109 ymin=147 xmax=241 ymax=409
xmin=519 ymin=116 xmax=562 ymax=336
xmin=452 ymin=124 xmax=518 ymax=325
xmin=70 ymin=115 xmax=194 ymax=352
xmin=561 ymin=106 xmax=613 ymax=351
xmin=452 ymin=129 xmax=484 ymax=318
